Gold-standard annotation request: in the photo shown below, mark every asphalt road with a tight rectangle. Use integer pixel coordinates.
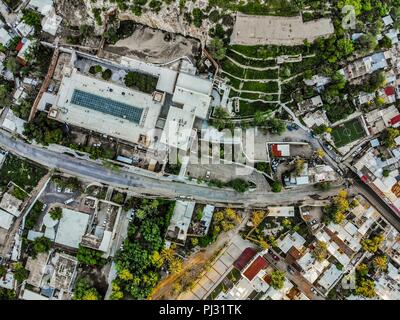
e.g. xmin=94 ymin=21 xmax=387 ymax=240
xmin=0 ymin=131 xmax=341 ymax=207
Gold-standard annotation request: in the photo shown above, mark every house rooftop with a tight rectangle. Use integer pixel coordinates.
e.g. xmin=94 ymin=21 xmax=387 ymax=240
xmin=234 ymin=247 xmax=258 ymax=271
xmin=166 ymin=201 xmax=195 ymax=243
xmin=0 ymin=193 xmax=22 ymax=217
xmin=242 ymin=255 xmax=268 ymax=281
xmin=53 ymin=68 xmax=163 ymax=146
xmin=54 ymin=208 xmax=89 ymax=249
xmin=0 ymin=209 xmax=14 ymax=230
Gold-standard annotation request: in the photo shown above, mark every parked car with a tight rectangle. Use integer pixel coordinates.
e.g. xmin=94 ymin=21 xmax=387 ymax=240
xmin=287 ymin=266 xmax=295 ymax=274
xmin=272 ymin=254 xmax=280 ymax=261
xmin=205 ymin=171 xmax=211 ymax=179
xmin=311 ymin=287 xmax=318 ymax=294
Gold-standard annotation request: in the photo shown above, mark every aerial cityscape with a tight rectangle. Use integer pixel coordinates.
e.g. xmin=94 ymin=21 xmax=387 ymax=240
xmin=0 ymin=0 xmax=400 ymax=303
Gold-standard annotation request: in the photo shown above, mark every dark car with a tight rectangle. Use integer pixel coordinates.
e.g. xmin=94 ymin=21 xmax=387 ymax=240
xmin=272 ymin=254 xmax=280 ymax=261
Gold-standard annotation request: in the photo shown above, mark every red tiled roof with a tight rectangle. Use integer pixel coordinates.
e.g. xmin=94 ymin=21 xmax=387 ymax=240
xmin=243 ymin=255 xmax=268 ymax=281
xmin=390 ymin=114 xmax=400 ymax=126
xmin=16 ymin=41 xmax=24 ymax=52
xmin=233 ymin=247 xmax=257 ymax=271
xmin=384 ymin=86 xmax=395 ymax=96
xmin=271 ymin=144 xmax=282 ymax=157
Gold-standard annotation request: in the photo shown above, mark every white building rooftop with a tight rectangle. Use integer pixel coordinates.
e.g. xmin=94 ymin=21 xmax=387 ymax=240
xmin=160 ymin=106 xmax=195 ymax=151
xmin=0 ymin=209 xmax=14 ymax=230
xmin=277 ymin=232 xmax=306 ymax=254
xmin=172 ymin=73 xmax=213 ymax=120
xmin=54 ymin=208 xmax=89 ymax=249
xmin=166 ymin=201 xmax=195 ymax=243
xmin=317 ymin=264 xmax=343 ymax=291
xmin=53 ymin=68 xmax=163 ymax=146
xmin=268 ymin=206 xmax=295 ymax=217
xmin=0 ymin=28 xmax=12 ymax=46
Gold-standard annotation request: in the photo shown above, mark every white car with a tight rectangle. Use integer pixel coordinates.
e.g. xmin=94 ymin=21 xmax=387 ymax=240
xmin=311 ymin=287 xmax=318 ymax=294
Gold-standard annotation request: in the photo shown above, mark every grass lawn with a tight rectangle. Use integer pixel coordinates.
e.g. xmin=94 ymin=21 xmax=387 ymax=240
xmin=0 ymin=155 xmax=47 ymax=192
xmin=220 ymin=59 xmax=246 ymax=78
xmin=331 ymin=118 xmax=366 ymax=148
xmin=239 ymin=101 xmax=278 ymax=117
xmin=241 ymin=81 xmax=279 ymax=93
xmin=3 ymin=0 xmax=21 ymax=9
xmin=227 ymin=50 xmax=277 ymax=68
xmin=239 ymin=92 xmax=279 ymax=101
xmin=226 ymin=268 xmax=241 ymax=284
xmin=207 ymin=281 xmax=228 ymax=300
xmin=245 ymin=68 xmax=279 ymax=80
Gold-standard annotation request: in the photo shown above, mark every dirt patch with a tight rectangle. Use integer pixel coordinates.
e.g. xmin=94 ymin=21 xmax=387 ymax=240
xmin=55 ymin=0 xmax=90 ymax=26
xmin=105 ymin=24 xmax=201 ymax=64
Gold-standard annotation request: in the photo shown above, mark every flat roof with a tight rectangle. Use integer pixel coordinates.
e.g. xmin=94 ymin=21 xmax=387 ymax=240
xmin=268 ymin=206 xmax=295 ymax=217
xmin=53 ymin=69 xmax=162 ymax=145
xmin=0 ymin=193 xmax=22 ymax=217
xmin=160 ymin=106 xmax=195 ymax=150
xmin=55 ymin=208 xmax=89 ymax=249
xmin=231 ymin=14 xmax=334 ymax=46
xmin=0 ymin=209 xmax=13 ymax=230
xmin=173 ymin=73 xmax=213 ymax=119
xmin=243 ymin=255 xmax=268 ymax=281
xmin=167 ymin=201 xmax=195 ymax=242
xmin=71 ymin=89 xmax=143 ymax=124
xmin=21 ymin=289 xmax=49 ymax=301
xmin=120 ymin=56 xmax=178 ymax=94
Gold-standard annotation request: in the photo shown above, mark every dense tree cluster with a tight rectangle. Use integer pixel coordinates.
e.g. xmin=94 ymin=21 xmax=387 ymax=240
xmin=112 ymin=199 xmax=176 ymax=299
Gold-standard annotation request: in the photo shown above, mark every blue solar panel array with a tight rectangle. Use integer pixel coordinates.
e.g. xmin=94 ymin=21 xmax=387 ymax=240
xmin=70 ymin=89 xmax=143 ymax=124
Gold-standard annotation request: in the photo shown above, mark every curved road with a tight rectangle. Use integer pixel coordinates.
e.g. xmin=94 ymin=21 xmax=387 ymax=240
xmin=0 ymin=131 xmax=341 ymax=207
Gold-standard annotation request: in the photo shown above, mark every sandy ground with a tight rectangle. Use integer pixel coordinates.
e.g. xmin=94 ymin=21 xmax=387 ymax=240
xmin=150 ymin=212 xmax=250 ymax=300
xmin=105 ymin=26 xmax=201 ymax=64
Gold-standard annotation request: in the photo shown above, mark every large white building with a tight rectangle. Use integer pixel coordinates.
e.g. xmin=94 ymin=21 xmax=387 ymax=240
xmin=47 ymin=54 xmax=214 ymax=152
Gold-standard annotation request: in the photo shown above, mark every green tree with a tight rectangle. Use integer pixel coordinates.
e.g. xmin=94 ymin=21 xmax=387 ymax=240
xmin=229 ymin=178 xmax=250 ymax=193
xmin=73 ymin=278 xmax=101 ymax=300
xmin=270 ymin=270 xmax=285 ymax=289
xmin=22 ymin=9 xmax=42 ymax=29
xmin=361 ymin=234 xmax=384 ymax=253
xmin=372 ymin=255 xmax=388 ymax=272
xmin=49 ymin=207 xmax=62 ymax=220
xmin=271 ymin=181 xmax=282 ymax=193
xmin=356 ymin=263 xmax=369 ymax=277
xmin=382 ymin=128 xmax=400 ymax=149
xmin=76 ymin=246 xmax=105 ymax=266
xmin=12 ymin=262 xmax=29 ymax=284
xmin=208 ymin=38 xmax=226 ymax=61
xmin=32 ymin=236 xmax=52 ymax=256
xmin=355 ymin=278 xmax=376 ymax=298
xmin=312 ymin=241 xmax=328 ymax=262
xmin=6 ymin=57 xmax=19 ymax=74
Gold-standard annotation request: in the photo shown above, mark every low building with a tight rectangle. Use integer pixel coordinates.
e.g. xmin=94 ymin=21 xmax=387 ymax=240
xmin=52 ymin=208 xmax=90 ymax=249
xmin=160 ymin=106 xmax=196 ymax=151
xmin=0 ymin=192 xmax=23 ymax=217
xmin=0 ymin=28 xmax=12 ymax=47
xmin=277 ymin=232 xmax=306 ymax=254
xmin=340 ymin=52 xmax=389 ymax=80
xmin=80 ymin=199 xmax=122 ymax=257
xmin=16 ymin=38 xmax=34 ymax=65
xmin=364 ymin=105 xmax=400 ymax=135
xmin=51 ymin=67 xmax=164 ymax=147
xmin=303 ymin=109 xmax=330 ymax=129
xmin=0 ymin=208 xmax=14 ymax=230
xmin=297 ymin=96 xmax=323 ymax=115
xmin=268 ymin=206 xmax=295 ymax=217
xmin=270 ymin=144 xmax=290 ymax=157
xmin=166 ymin=201 xmax=195 ymax=244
